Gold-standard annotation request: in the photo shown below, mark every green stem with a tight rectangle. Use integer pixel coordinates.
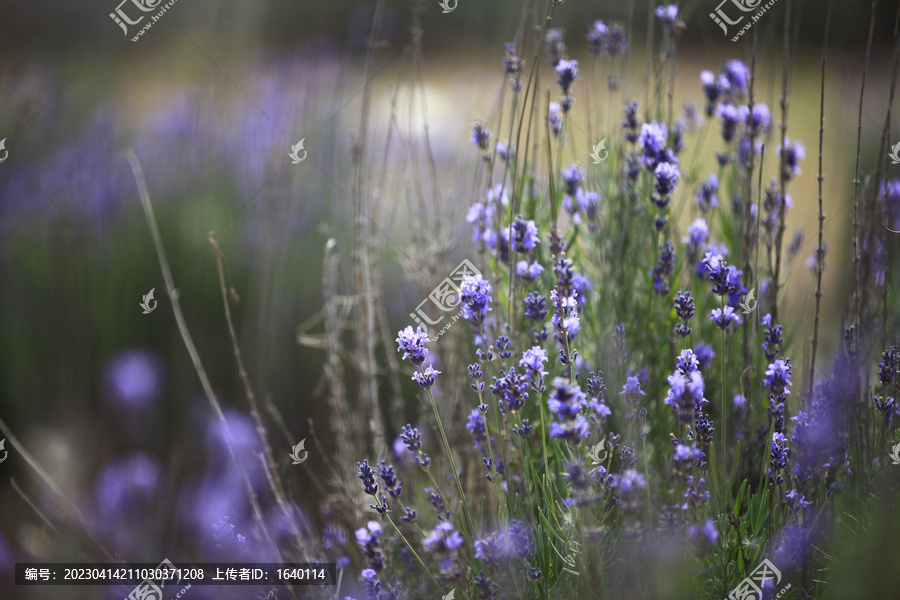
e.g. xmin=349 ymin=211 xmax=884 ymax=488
xmin=422 ymin=366 xmax=476 ymax=538
xmin=384 ymin=514 xmax=442 ymax=592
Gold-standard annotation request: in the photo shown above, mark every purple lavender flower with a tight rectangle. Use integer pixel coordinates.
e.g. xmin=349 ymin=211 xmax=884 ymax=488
xmin=356 ymin=460 xmax=379 ymax=496
xmin=605 ymin=23 xmax=628 ymax=56
xmin=674 ymin=291 xmax=695 ymax=337
xmin=651 ymin=240 xmax=676 ymax=296
xmin=495 ymin=140 xmax=512 ymax=161
xmin=459 ymin=274 xmax=493 ymax=325
xmin=466 ymin=408 xmax=488 ymax=449
xmin=665 ymin=370 xmax=707 ymax=423
xmin=587 ymin=20 xmax=609 ymax=55
xmin=710 ymin=306 xmax=742 ymax=331
xmin=470 ymin=121 xmax=491 ymax=151
xmin=717 ymin=104 xmax=741 ymax=143
xmin=620 ymin=376 xmax=646 ymax=405
xmin=92 ymin=453 xmax=162 ymax=550
xmin=774 ymin=137 xmax=805 ymax=182
xmin=769 ymin=432 xmax=790 ymax=485
xmin=412 ymin=364 xmax=441 ymax=389
xmin=638 ymin=122 xmax=670 ymax=170
xmin=548 ymin=102 xmax=563 ymax=137
xmin=547 ymin=377 xmax=589 ymax=442
xmin=739 ymin=103 xmax=771 ymax=135
xmin=623 ymin=101 xmax=641 ymax=143
xmin=694 ymin=343 xmax=715 ymax=370
xmin=673 ymin=443 xmax=705 ymax=476
xmin=400 ymin=424 xmax=422 ymax=452
xmin=355 ymin=521 xmax=384 ymax=571
xmin=609 ymin=469 xmax=646 ymax=517
xmin=555 ymin=59 xmax=579 ymax=96
xmin=764 ymin=358 xmax=793 ymax=397
xmin=490 ymin=367 xmax=530 ymax=414
xmin=878 ymin=346 xmax=899 ymax=384
xmin=700 ymin=71 xmax=723 ymax=116
xmin=377 ymin=461 xmax=402 ymax=499
xmin=695 ymin=174 xmax=719 ymax=212
xmin=654 ymin=4 xmax=679 ymax=26
xmin=675 ymin=349 xmax=700 ymax=375
xmin=682 ymin=476 xmax=710 ymax=511
xmin=545 ymin=27 xmax=567 ymax=67
xmin=520 ymin=347 xmax=549 ymax=381
xmin=507 ymin=216 xmax=540 ymax=253
xmin=654 ymin=161 xmax=680 ymax=197
xmin=423 ymin=521 xmax=464 ymax=572
xmin=561 ymin=164 xmax=585 ymax=196
xmin=688 ymin=518 xmax=718 ymax=548
xmin=503 ymin=42 xmax=523 ymax=75
xmin=683 ymin=218 xmax=709 ymax=260
xmin=102 ymin=348 xmax=165 ymax=408
xmin=396 ymin=326 xmax=430 ymax=365
xmin=694 ymin=412 xmax=715 ymax=446
xmin=516 ymin=260 xmax=544 ymax=282
xmin=737 ymin=137 xmax=764 ymax=169
xmin=762 ymin=314 xmax=784 ymax=361
xmin=722 ymin=60 xmax=750 ymax=99
xmin=524 ymin=292 xmax=548 ymax=322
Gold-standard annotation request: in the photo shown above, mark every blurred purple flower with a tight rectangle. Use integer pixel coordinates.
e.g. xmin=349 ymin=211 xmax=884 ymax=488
xmin=102 ymin=348 xmax=165 ymax=408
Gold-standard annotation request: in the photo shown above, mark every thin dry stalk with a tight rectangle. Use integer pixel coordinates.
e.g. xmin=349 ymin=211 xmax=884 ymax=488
xmin=125 ymin=151 xmax=279 ymax=560
xmin=771 ymin=0 xmax=795 ymax=324
xmin=354 ymin=0 xmax=389 ymax=461
xmin=808 ymin=0 xmax=835 ymax=396
xmin=207 ymin=234 xmax=304 ymax=560
xmin=854 ymin=1 xmax=879 ymax=346
xmin=0 ymin=423 xmax=116 ymax=562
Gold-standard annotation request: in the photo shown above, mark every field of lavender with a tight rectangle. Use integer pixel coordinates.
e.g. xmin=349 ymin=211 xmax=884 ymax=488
xmin=1 ymin=1 xmax=900 ymax=599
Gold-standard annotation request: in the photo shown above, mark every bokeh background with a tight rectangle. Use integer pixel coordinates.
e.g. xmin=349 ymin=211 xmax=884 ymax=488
xmin=1 ymin=0 xmax=899 ymax=598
